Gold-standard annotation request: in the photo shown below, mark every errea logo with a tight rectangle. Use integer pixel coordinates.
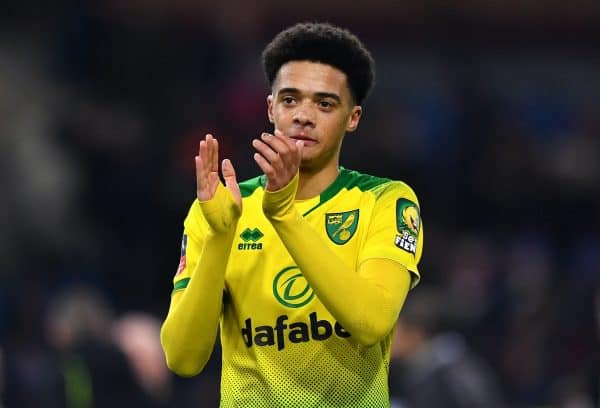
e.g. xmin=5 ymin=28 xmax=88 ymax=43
xmin=238 ymin=227 xmax=264 ymax=250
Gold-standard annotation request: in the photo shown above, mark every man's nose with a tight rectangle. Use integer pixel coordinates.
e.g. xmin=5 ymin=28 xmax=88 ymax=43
xmin=293 ymin=104 xmax=315 ymax=126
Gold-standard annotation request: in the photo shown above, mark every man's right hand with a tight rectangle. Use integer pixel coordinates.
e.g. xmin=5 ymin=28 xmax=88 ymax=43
xmin=195 ymin=134 xmax=242 ymax=232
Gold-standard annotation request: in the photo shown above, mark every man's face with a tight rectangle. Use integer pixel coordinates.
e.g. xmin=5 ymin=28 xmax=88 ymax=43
xmin=267 ymin=61 xmax=362 ymax=173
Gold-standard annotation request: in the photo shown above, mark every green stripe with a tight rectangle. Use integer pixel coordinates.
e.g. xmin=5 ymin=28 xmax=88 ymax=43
xmin=172 ymin=277 xmax=190 ymax=294
xmin=239 ymin=168 xmax=393 ymax=217
xmin=239 ymin=175 xmax=266 ymax=197
xmin=302 ymin=167 xmax=392 ymax=217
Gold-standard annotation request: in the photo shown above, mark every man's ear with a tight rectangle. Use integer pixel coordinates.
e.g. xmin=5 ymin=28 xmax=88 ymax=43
xmin=267 ymin=94 xmax=274 ymax=124
xmin=346 ymin=106 xmax=362 ymax=132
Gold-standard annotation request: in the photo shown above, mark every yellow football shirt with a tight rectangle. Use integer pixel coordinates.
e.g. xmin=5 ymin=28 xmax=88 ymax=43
xmin=173 ymin=167 xmax=423 ymax=407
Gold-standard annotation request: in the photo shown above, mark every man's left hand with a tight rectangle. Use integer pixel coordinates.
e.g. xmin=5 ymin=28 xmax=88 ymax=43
xmin=252 ymin=130 xmax=304 ymax=192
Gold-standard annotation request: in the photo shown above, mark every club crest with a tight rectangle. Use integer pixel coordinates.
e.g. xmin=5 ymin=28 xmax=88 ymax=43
xmin=326 ymin=210 xmax=359 ymax=245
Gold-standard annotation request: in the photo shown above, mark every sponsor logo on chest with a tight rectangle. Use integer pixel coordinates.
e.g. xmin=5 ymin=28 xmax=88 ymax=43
xmin=240 ymin=265 xmax=351 ymax=350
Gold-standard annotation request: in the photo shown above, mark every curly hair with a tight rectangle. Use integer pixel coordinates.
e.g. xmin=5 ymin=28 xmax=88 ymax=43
xmin=261 ymin=22 xmax=375 ymax=105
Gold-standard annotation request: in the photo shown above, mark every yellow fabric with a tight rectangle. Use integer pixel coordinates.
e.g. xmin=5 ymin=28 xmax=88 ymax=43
xmin=160 ymin=183 xmax=239 ymax=376
xmin=263 ymin=172 xmax=412 ymax=347
xmin=161 ymin=168 xmax=424 ymax=407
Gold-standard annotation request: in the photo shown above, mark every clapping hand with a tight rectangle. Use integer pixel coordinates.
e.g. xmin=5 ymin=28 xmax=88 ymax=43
xmin=195 ymin=134 xmax=242 ymax=232
xmin=252 ymin=130 xmax=304 ymax=192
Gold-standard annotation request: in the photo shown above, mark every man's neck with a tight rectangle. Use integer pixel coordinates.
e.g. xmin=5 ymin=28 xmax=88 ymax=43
xmin=296 ymin=163 xmax=340 ymax=200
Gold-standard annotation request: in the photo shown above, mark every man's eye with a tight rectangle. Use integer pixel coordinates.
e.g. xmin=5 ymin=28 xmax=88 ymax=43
xmin=282 ymin=96 xmax=295 ymax=104
xmin=319 ymin=101 xmax=333 ymax=109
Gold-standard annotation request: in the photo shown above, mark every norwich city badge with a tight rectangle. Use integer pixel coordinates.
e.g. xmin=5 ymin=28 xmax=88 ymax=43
xmin=326 ymin=210 xmax=359 ymax=245
xmin=395 ymin=199 xmax=420 ymax=255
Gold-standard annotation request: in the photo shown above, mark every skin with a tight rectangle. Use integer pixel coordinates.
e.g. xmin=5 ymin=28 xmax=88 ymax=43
xmin=195 ymin=134 xmax=241 ymax=215
xmin=195 ymin=60 xmax=362 ymax=202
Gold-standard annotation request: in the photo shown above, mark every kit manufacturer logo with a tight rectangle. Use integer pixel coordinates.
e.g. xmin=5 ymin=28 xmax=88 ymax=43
xmin=238 ymin=227 xmax=264 ymax=250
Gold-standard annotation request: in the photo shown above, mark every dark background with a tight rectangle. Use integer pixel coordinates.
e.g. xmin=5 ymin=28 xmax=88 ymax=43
xmin=1 ymin=1 xmax=598 ymax=407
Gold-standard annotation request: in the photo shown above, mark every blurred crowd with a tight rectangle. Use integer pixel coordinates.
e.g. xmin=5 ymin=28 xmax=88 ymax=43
xmin=1 ymin=2 xmax=599 ymax=407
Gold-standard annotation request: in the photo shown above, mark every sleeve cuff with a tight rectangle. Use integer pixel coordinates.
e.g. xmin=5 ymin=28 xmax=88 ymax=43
xmin=262 ymin=172 xmax=299 ymax=220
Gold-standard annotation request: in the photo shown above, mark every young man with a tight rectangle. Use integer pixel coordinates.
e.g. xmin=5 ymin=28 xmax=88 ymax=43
xmin=161 ymin=22 xmax=424 ymax=407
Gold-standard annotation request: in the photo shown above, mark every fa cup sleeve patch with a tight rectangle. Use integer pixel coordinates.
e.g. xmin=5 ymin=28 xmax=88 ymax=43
xmin=175 ymin=234 xmax=187 ymax=276
xmin=394 ymin=199 xmax=420 ymax=255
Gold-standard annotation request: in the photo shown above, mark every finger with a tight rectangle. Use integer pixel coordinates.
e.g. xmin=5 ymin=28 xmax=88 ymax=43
xmin=195 ymin=155 xmax=207 ymax=192
xmin=209 ymin=135 xmax=219 ymax=173
xmin=207 ymin=172 xmax=219 ymax=191
xmin=253 ymin=152 xmax=275 ymax=177
xmin=198 ymin=139 xmax=209 ymax=179
xmin=271 ymin=130 xmax=302 ymax=169
xmin=199 ymin=138 xmax=209 ymax=173
xmin=274 ymin=129 xmax=301 ymax=150
xmin=221 ymin=158 xmax=238 ymax=185
xmin=261 ymin=132 xmax=291 ymax=155
xmin=252 ymin=138 xmax=281 ymax=166
xmin=204 ymin=134 xmax=216 ymax=173
xmin=205 ymin=134 xmax=213 ymax=170
xmin=222 ymin=158 xmax=241 ymax=200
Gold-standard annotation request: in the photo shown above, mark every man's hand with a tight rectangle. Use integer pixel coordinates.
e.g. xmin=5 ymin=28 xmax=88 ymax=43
xmin=252 ymin=130 xmax=304 ymax=192
xmin=195 ymin=134 xmax=242 ymax=232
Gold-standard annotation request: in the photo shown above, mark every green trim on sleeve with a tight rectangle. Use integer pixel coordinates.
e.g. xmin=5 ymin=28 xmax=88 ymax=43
xmin=172 ymin=277 xmax=190 ymax=294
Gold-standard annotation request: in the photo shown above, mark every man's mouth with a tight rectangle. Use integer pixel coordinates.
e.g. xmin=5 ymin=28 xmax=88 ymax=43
xmin=289 ymin=134 xmax=317 ymax=146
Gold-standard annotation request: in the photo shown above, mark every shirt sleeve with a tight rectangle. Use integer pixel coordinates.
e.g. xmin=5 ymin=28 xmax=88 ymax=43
xmin=358 ymin=182 xmax=423 ymax=288
xmin=171 ymin=201 xmax=207 ymax=292
xmin=161 ymin=187 xmax=238 ymax=376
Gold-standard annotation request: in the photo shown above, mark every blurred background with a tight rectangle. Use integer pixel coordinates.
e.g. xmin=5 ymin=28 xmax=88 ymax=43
xmin=1 ymin=1 xmax=599 ymax=407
